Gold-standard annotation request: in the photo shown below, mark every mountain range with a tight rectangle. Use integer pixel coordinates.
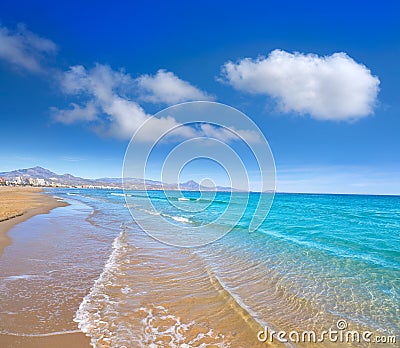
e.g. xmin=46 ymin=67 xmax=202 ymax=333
xmin=0 ymin=166 xmax=236 ymax=191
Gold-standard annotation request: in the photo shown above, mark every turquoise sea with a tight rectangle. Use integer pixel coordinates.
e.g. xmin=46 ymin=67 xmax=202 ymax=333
xmin=61 ymin=189 xmax=399 ymax=346
xmin=3 ymin=189 xmax=398 ymax=347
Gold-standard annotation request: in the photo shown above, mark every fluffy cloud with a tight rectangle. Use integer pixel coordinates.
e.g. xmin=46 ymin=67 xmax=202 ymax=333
xmin=52 ymin=64 xmax=214 ymax=141
xmin=51 ymin=102 xmax=98 ymax=125
xmin=52 ymin=64 xmax=150 ymax=139
xmin=0 ymin=24 xmax=57 ymax=73
xmin=137 ymin=69 xmax=214 ymax=104
xmin=221 ymin=50 xmax=380 ymax=121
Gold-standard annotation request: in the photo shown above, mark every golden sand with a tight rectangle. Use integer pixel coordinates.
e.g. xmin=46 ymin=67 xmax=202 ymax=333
xmin=0 ymin=186 xmax=67 ymax=256
xmin=0 ymin=332 xmax=90 ymax=348
xmin=0 ymin=187 xmax=91 ymax=348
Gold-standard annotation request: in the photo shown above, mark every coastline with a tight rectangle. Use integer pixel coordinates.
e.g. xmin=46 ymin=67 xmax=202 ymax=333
xmin=0 ymin=187 xmax=91 ymax=347
xmin=0 ymin=188 xmax=94 ymax=348
xmin=0 ymin=187 xmax=68 ymax=256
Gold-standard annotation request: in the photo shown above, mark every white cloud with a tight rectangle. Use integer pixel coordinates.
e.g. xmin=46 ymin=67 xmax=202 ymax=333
xmin=61 ymin=64 xmax=133 ymax=97
xmin=52 ymin=64 xmax=150 ymax=139
xmin=51 ymin=102 xmax=98 ymax=125
xmin=221 ymin=50 xmax=380 ymax=121
xmin=199 ymin=123 xmax=235 ymax=142
xmin=0 ymin=24 xmax=57 ymax=73
xmin=52 ymin=64 xmax=213 ymax=141
xmin=137 ymin=69 xmax=214 ymax=104
xmin=53 ymin=64 xmax=261 ymax=143
xmin=133 ymin=116 xmax=198 ymax=143
xmin=199 ymin=123 xmax=261 ymax=144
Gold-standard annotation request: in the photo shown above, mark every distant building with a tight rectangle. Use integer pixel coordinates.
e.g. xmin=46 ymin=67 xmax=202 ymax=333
xmin=25 ymin=177 xmax=47 ymax=186
xmin=0 ymin=177 xmax=5 ymax=185
xmin=36 ymin=178 xmax=46 ymax=186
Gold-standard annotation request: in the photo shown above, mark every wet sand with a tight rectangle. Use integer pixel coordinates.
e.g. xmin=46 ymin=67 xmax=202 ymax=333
xmin=0 ymin=332 xmax=90 ymax=348
xmin=0 ymin=187 xmax=67 ymax=256
xmin=0 ymin=187 xmax=91 ymax=348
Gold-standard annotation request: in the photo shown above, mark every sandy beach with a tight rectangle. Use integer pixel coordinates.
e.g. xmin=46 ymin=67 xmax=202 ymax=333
xmin=0 ymin=332 xmax=90 ymax=348
xmin=0 ymin=187 xmax=91 ymax=348
xmin=0 ymin=187 xmax=68 ymax=256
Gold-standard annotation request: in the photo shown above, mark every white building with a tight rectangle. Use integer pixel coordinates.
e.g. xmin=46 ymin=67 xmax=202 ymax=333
xmin=35 ymin=178 xmax=46 ymax=186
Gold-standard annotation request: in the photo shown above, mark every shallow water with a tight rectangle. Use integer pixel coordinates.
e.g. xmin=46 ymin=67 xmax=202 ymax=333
xmin=0 ymin=199 xmax=115 ymax=337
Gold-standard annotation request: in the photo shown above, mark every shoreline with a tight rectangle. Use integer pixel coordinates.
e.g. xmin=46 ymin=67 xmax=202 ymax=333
xmin=0 ymin=187 xmax=68 ymax=257
xmin=0 ymin=188 xmax=92 ymax=348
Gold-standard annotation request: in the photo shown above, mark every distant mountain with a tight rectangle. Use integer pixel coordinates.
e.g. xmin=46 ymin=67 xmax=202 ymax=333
xmin=176 ymin=180 xmax=235 ymax=192
xmin=0 ymin=166 xmax=238 ymax=191
xmin=180 ymin=180 xmax=200 ymax=190
xmin=1 ymin=166 xmax=58 ymax=179
xmin=0 ymin=166 xmax=95 ymax=186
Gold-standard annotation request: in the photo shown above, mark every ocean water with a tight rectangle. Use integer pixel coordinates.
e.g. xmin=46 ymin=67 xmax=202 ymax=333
xmin=2 ymin=189 xmax=398 ymax=347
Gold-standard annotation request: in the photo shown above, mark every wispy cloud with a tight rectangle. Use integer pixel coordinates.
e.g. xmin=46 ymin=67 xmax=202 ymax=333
xmin=51 ymin=102 xmax=98 ymax=125
xmin=0 ymin=25 xmax=222 ymax=142
xmin=52 ymin=64 xmax=265 ymax=144
xmin=51 ymin=64 xmax=215 ymax=141
xmin=221 ymin=50 xmax=380 ymax=121
xmin=137 ymin=69 xmax=214 ymax=104
xmin=198 ymin=123 xmax=261 ymax=144
xmin=0 ymin=23 xmax=57 ymax=73
xmin=52 ymin=64 xmax=151 ymax=139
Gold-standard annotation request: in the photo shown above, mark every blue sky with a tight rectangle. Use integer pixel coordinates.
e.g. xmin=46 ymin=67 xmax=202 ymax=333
xmin=0 ymin=0 xmax=399 ymax=194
